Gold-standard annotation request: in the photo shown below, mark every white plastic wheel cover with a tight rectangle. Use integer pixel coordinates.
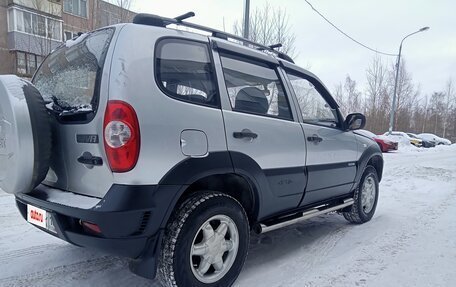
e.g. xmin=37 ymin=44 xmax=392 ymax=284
xmin=0 ymin=75 xmax=35 ymax=194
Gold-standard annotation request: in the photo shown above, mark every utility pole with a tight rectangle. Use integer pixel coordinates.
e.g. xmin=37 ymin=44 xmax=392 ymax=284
xmin=388 ymin=27 xmax=429 ymax=134
xmin=243 ymin=0 xmax=250 ymax=39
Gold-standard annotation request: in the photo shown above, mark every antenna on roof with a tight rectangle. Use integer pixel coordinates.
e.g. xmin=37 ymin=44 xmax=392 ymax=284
xmin=175 ymin=12 xmax=195 ymax=22
xmin=269 ymin=43 xmax=282 ymax=50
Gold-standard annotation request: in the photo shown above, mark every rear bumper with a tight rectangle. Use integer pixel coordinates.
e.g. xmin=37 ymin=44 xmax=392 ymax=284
xmin=15 ymin=183 xmax=185 ymax=279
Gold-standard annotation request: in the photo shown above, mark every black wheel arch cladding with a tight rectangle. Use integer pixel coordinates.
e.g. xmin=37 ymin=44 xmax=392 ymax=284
xmin=355 ymin=144 xmax=383 ymax=184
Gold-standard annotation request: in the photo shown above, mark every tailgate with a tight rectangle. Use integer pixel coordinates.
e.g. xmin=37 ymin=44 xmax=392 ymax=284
xmin=33 ymin=28 xmax=117 ymax=198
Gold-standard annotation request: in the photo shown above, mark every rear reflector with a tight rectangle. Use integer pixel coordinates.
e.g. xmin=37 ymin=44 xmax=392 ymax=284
xmin=81 ymin=221 xmax=102 ymax=234
xmin=103 ymin=100 xmax=140 ymax=172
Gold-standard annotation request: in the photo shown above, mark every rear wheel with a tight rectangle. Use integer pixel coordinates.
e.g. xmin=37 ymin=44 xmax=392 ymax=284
xmin=343 ymin=166 xmax=379 ymax=224
xmin=158 ymin=192 xmax=250 ymax=287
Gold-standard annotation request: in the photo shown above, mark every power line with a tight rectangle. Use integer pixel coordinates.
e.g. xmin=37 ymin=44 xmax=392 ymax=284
xmin=304 ymin=0 xmax=397 ymax=56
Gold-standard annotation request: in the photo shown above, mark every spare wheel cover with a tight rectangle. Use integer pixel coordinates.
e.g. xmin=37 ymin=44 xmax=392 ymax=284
xmin=0 ymin=75 xmax=51 ymax=194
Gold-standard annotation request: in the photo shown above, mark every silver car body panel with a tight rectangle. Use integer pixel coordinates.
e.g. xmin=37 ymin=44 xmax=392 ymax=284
xmin=211 ymin=47 xmax=307 ymax=214
xmin=304 ymin=125 xmax=358 ymax=166
xmin=108 ymin=25 xmax=227 ymax=185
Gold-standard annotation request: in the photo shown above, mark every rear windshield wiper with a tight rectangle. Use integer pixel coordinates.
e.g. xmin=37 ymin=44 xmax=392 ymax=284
xmin=59 ymin=108 xmax=93 ymax=117
xmin=46 ymin=96 xmax=93 ymax=117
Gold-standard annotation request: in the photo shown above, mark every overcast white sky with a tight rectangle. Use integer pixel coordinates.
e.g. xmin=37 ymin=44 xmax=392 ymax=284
xmin=131 ymin=0 xmax=456 ymax=99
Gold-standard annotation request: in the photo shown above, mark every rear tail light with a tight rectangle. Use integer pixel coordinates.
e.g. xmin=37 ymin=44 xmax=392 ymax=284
xmin=103 ymin=100 xmax=140 ymax=172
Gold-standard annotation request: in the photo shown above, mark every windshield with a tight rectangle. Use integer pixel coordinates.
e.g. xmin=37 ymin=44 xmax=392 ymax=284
xmin=33 ymin=28 xmax=114 ymax=118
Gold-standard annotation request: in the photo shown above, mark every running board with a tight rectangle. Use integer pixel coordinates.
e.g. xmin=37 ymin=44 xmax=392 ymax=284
xmin=257 ymin=198 xmax=354 ymax=234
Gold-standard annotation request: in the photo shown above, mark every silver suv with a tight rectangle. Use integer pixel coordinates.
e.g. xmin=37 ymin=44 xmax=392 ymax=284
xmin=0 ymin=12 xmax=383 ymax=287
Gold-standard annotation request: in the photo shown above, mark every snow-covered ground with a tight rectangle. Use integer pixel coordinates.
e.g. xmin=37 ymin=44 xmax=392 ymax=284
xmin=0 ymin=145 xmax=455 ymax=287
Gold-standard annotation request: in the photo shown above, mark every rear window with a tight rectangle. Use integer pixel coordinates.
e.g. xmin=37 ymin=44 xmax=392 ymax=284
xmin=155 ymin=38 xmax=219 ymax=107
xmin=33 ymin=28 xmax=114 ymax=120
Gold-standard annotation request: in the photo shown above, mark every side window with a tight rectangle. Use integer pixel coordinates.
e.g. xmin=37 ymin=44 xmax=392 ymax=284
xmin=156 ymin=39 xmax=218 ymax=107
xmin=220 ymin=56 xmax=292 ymax=120
xmin=287 ymin=73 xmax=338 ymax=127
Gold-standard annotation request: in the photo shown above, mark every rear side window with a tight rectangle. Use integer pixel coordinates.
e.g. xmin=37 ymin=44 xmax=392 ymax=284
xmin=33 ymin=28 xmax=114 ymax=120
xmin=155 ymin=39 xmax=218 ymax=107
xmin=220 ymin=55 xmax=292 ymax=120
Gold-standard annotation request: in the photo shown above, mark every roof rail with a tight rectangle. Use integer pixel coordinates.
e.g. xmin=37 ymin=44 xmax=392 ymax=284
xmin=132 ymin=12 xmax=295 ymax=64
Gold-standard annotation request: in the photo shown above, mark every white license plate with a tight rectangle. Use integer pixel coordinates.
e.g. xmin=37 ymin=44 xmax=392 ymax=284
xmin=27 ymin=204 xmax=56 ymax=233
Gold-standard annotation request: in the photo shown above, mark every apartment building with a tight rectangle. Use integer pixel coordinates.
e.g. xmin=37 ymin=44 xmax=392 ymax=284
xmin=62 ymin=0 xmax=136 ymax=41
xmin=0 ymin=0 xmax=136 ymax=78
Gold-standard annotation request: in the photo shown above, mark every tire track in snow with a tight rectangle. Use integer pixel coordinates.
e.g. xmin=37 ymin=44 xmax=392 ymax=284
xmin=0 ymin=244 xmax=67 ymax=263
xmin=238 ymin=216 xmax=352 ymax=286
xmin=300 ymin=164 xmax=456 ymax=287
xmin=0 ymin=256 xmax=118 ymax=287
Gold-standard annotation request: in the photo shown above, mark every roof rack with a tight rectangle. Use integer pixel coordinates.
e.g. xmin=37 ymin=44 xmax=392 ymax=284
xmin=132 ymin=12 xmax=295 ymax=64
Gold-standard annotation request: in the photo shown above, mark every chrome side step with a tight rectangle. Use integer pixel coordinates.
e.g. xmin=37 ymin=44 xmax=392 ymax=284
xmin=257 ymin=198 xmax=354 ymax=234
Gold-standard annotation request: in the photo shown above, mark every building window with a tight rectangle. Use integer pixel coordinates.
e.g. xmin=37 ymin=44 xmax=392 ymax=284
xmin=8 ymin=7 xmax=62 ymax=41
xmin=64 ymin=31 xmax=79 ymax=41
xmin=8 ymin=9 xmax=14 ymax=31
xmin=64 ymin=0 xmax=88 ymax=18
xmin=27 ymin=54 xmax=37 ymax=75
xmin=16 ymin=52 xmax=41 ymax=76
xmin=17 ymin=52 xmax=27 ymax=75
xmin=36 ymin=56 xmax=43 ymax=68
xmin=64 ymin=31 xmax=73 ymax=41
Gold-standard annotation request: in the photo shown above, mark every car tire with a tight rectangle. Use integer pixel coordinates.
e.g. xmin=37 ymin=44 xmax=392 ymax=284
xmin=23 ymin=83 xmax=52 ymax=192
xmin=343 ymin=166 xmax=379 ymax=224
xmin=158 ymin=192 xmax=250 ymax=287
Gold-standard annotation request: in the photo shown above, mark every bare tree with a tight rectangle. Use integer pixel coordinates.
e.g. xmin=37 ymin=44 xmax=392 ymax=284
xmin=364 ymin=55 xmax=388 ymax=132
xmin=115 ymin=0 xmax=134 ymax=22
xmin=333 ymin=83 xmax=346 ymax=115
xmin=428 ymin=92 xmax=445 ymax=135
xmin=344 ymin=75 xmax=362 ymax=114
xmin=233 ymin=2 xmax=297 ymax=58
xmin=387 ymin=60 xmax=419 ymax=132
xmin=333 ymin=75 xmax=362 ymax=116
xmin=443 ymin=78 xmax=455 ymax=138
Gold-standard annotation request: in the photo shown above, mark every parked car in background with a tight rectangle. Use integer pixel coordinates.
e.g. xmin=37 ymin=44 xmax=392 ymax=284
xmin=383 ymin=131 xmax=422 ymax=147
xmin=418 ymin=133 xmax=452 ymax=145
xmin=407 ymin=133 xmax=435 ymax=148
xmin=356 ymin=130 xmax=398 ymax=152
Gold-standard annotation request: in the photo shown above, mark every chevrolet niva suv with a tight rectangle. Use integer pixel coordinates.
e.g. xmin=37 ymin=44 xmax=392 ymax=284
xmin=0 ymin=13 xmax=383 ymax=287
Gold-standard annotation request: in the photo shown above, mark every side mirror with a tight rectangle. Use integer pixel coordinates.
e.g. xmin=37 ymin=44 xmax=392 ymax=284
xmin=345 ymin=113 xmax=366 ymax=131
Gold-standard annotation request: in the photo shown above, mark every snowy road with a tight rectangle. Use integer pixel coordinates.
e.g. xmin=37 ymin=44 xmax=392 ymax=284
xmin=1 ymin=146 xmax=455 ymax=287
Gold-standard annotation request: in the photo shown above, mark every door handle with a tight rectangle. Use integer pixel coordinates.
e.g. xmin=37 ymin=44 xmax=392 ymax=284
xmin=78 ymin=152 xmax=103 ymax=166
xmin=307 ymin=134 xmax=323 ymax=143
xmin=233 ymin=129 xmax=258 ymax=139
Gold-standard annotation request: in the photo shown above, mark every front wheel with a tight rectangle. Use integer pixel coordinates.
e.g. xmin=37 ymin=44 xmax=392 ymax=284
xmin=343 ymin=166 xmax=379 ymax=224
xmin=158 ymin=192 xmax=250 ymax=287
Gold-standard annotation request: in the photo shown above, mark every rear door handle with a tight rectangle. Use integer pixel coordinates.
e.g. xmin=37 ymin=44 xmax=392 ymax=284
xmin=233 ymin=129 xmax=258 ymax=139
xmin=307 ymin=135 xmax=323 ymax=143
xmin=78 ymin=152 xmax=103 ymax=166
